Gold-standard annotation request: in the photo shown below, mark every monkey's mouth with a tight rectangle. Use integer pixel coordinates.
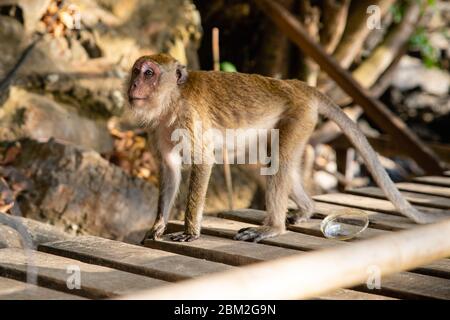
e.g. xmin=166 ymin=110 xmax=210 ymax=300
xmin=129 ymin=97 xmax=148 ymax=102
xmin=128 ymin=97 xmax=149 ymax=107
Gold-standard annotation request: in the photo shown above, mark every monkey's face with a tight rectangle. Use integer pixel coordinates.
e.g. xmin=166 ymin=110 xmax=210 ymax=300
xmin=127 ymin=54 xmax=188 ymax=125
xmin=128 ymin=59 xmax=161 ymax=109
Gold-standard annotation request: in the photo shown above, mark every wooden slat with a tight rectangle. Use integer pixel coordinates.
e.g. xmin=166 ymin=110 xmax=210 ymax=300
xmin=164 ymin=221 xmax=394 ymax=300
xmin=0 ymin=248 xmax=165 ymax=299
xmin=313 ymin=193 xmax=448 ymax=216
xmin=413 ymin=176 xmax=450 ymax=187
xmin=144 ymin=234 xmax=299 ymax=266
xmin=0 ymin=277 xmax=86 ymax=300
xmin=314 ymin=202 xmax=417 ymax=231
xmin=39 ymin=236 xmax=231 ymax=282
xmin=412 ymin=259 xmax=450 ymax=280
xmin=217 ymin=209 xmax=387 ymax=240
xmin=397 ymin=182 xmax=450 ymax=198
xmin=355 ymin=272 xmax=450 ymax=300
xmin=214 ymin=212 xmax=450 ymax=279
xmin=145 ymin=232 xmax=450 ymax=299
xmin=167 ymin=216 xmax=343 ymax=251
xmin=317 ymin=288 xmax=397 ymax=300
xmin=348 ymin=186 xmax=450 ymax=210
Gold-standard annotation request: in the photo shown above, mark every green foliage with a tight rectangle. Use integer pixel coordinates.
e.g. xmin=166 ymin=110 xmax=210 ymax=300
xmin=220 ymin=61 xmax=237 ymax=72
xmin=409 ymin=27 xmax=440 ymax=68
xmin=392 ymin=0 xmax=437 ymax=23
xmin=390 ymin=3 xmax=404 ymax=24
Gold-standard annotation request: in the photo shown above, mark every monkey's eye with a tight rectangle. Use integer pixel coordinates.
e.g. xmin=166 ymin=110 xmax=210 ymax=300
xmin=145 ymin=69 xmax=154 ymax=77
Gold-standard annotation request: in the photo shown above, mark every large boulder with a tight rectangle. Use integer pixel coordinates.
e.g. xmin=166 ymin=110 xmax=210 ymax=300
xmin=0 ymin=87 xmax=114 ymax=153
xmin=8 ymin=139 xmax=159 ymax=243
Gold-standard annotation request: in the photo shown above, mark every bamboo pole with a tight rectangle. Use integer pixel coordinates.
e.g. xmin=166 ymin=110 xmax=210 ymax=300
xmin=253 ymin=0 xmax=443 ymax=174
xmin=120 ymin=219 xmax=450 ymax=300
xmin=212 ymin=27 xmax=234 ymax=211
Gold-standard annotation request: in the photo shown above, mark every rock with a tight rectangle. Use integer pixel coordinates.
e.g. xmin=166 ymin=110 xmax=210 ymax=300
xmin=0 ymin=211 xmax=71 ymax=247
xmin=0 ymin=17 xmax=88 ymax=79
xmin=85 ymin=0 xmax=202 ymax=69
xmin=403 ymin=92 xmax=450 ymax=117
xmin=0 ymin=16 xmax=24 ymax=79
xmin=0 ymin=224 xmax=22 ymax=248
xmin=0 ymin=87 xmax=114 ymax=153
xmin=17 ymin=71 xmax=127 ymax=118
xmin=391 ymin=56 xmax=450 ymax=96
xmin=0 ymin=0 xmax=51 ymax=33
xmin=10 ymin=139 xmax=159 ymax=243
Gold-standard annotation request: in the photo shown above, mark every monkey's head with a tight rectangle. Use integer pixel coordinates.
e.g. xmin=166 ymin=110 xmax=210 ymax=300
xmin=127 ymin=53 xmax=188 ymax=125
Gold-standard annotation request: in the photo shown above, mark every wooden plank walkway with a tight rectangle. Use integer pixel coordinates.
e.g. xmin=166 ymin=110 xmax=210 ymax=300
xmin=0 ymin=277 xmax=86 ymax=300
xmin=0 ymin=174 xmax=449 ymax=300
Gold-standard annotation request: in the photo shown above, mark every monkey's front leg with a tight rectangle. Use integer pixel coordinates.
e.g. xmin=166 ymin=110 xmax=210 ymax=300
xmin=141 ymin=157 xmax=181 ymax=243
xmin=171 ymin=164 xmax=212 ymax=242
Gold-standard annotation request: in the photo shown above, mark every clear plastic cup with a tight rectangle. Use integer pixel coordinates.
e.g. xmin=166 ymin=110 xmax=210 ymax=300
xmin=320 ymin=208 xmax=369 ymax=240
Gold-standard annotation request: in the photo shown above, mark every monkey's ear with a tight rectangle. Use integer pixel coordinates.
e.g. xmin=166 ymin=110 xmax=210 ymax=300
xmin=176 ymin=64 xmax=188 ymax=85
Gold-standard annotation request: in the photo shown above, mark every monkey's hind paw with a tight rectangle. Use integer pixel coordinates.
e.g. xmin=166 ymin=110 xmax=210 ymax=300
xmin=170 ymin=232 xmax=200 ymax=242
xmin=286 ymin=211 xmax=310 ymax=225
xmin=234 ymin=226 xmax=283 ymax=243
xmin=140 ymin=223 xmax=166 ymax=244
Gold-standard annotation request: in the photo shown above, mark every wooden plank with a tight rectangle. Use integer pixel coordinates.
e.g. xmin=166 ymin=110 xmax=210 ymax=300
xmin=144 ymin=232 xmax=450 ymax=300
xmin=167 ymin=216 xmax=343 ymax=251
xmin=313 ymin=193 xmax=448 ymax=216
xmin=317 ymin=288 xmax=397 ymax=300
xmin=0 ymin=248 xmax=165 ymax=299
xmin=397 ymin=182 xmax=450 ymax=198
xmin=413 ymin=176 xmax=450 ymax=187
xmin=355 ymin=272 xmax=450 ymax=300
xmin=314 ymin=202 xmax=417 ymax=231
xmin=0 ymin=277 xmax=86 ymax=300
xmin=215 ymin=211 xmax=450 ymax=279
xmin=164 ymin=221 xmax=395 ymax=300
xmin=254 ymin=0 xmax=443 ymax=174
xmin=39 ymin=236 xmax=232 ymax=282
xmin=217 ymin=209 xmax=387 ymax=240
xmin=348 ymin=186 xmax=450 ymax=210
xmin=144 ymin=234 xmax=300 ymax=266
xmin=411 ymin=259 xmax=450 ymax=280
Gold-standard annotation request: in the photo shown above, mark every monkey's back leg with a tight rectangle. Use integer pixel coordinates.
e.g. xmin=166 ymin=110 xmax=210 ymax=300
xmin=286 ymin=144 xmax=315 ymax=224
xmin=235 ymin=115 xmax=314 ymax=242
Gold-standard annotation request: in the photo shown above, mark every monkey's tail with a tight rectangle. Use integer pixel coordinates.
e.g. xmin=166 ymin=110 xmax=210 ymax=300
xmin=318 ymin=95 xmax=436 ymax=224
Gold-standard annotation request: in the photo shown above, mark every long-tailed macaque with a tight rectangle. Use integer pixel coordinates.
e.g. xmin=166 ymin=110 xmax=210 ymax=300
xmin=127 ymin=53 xmax=446 ymax=243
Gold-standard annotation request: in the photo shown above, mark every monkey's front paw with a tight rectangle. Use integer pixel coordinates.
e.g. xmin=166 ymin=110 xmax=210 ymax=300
xmin=141 ymin=223 xmax=166 ymax=244
xmin=170 ymin=232 xmax=200 ymax=242
xmin=234 ymin=226 xmax=284 ymax=243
